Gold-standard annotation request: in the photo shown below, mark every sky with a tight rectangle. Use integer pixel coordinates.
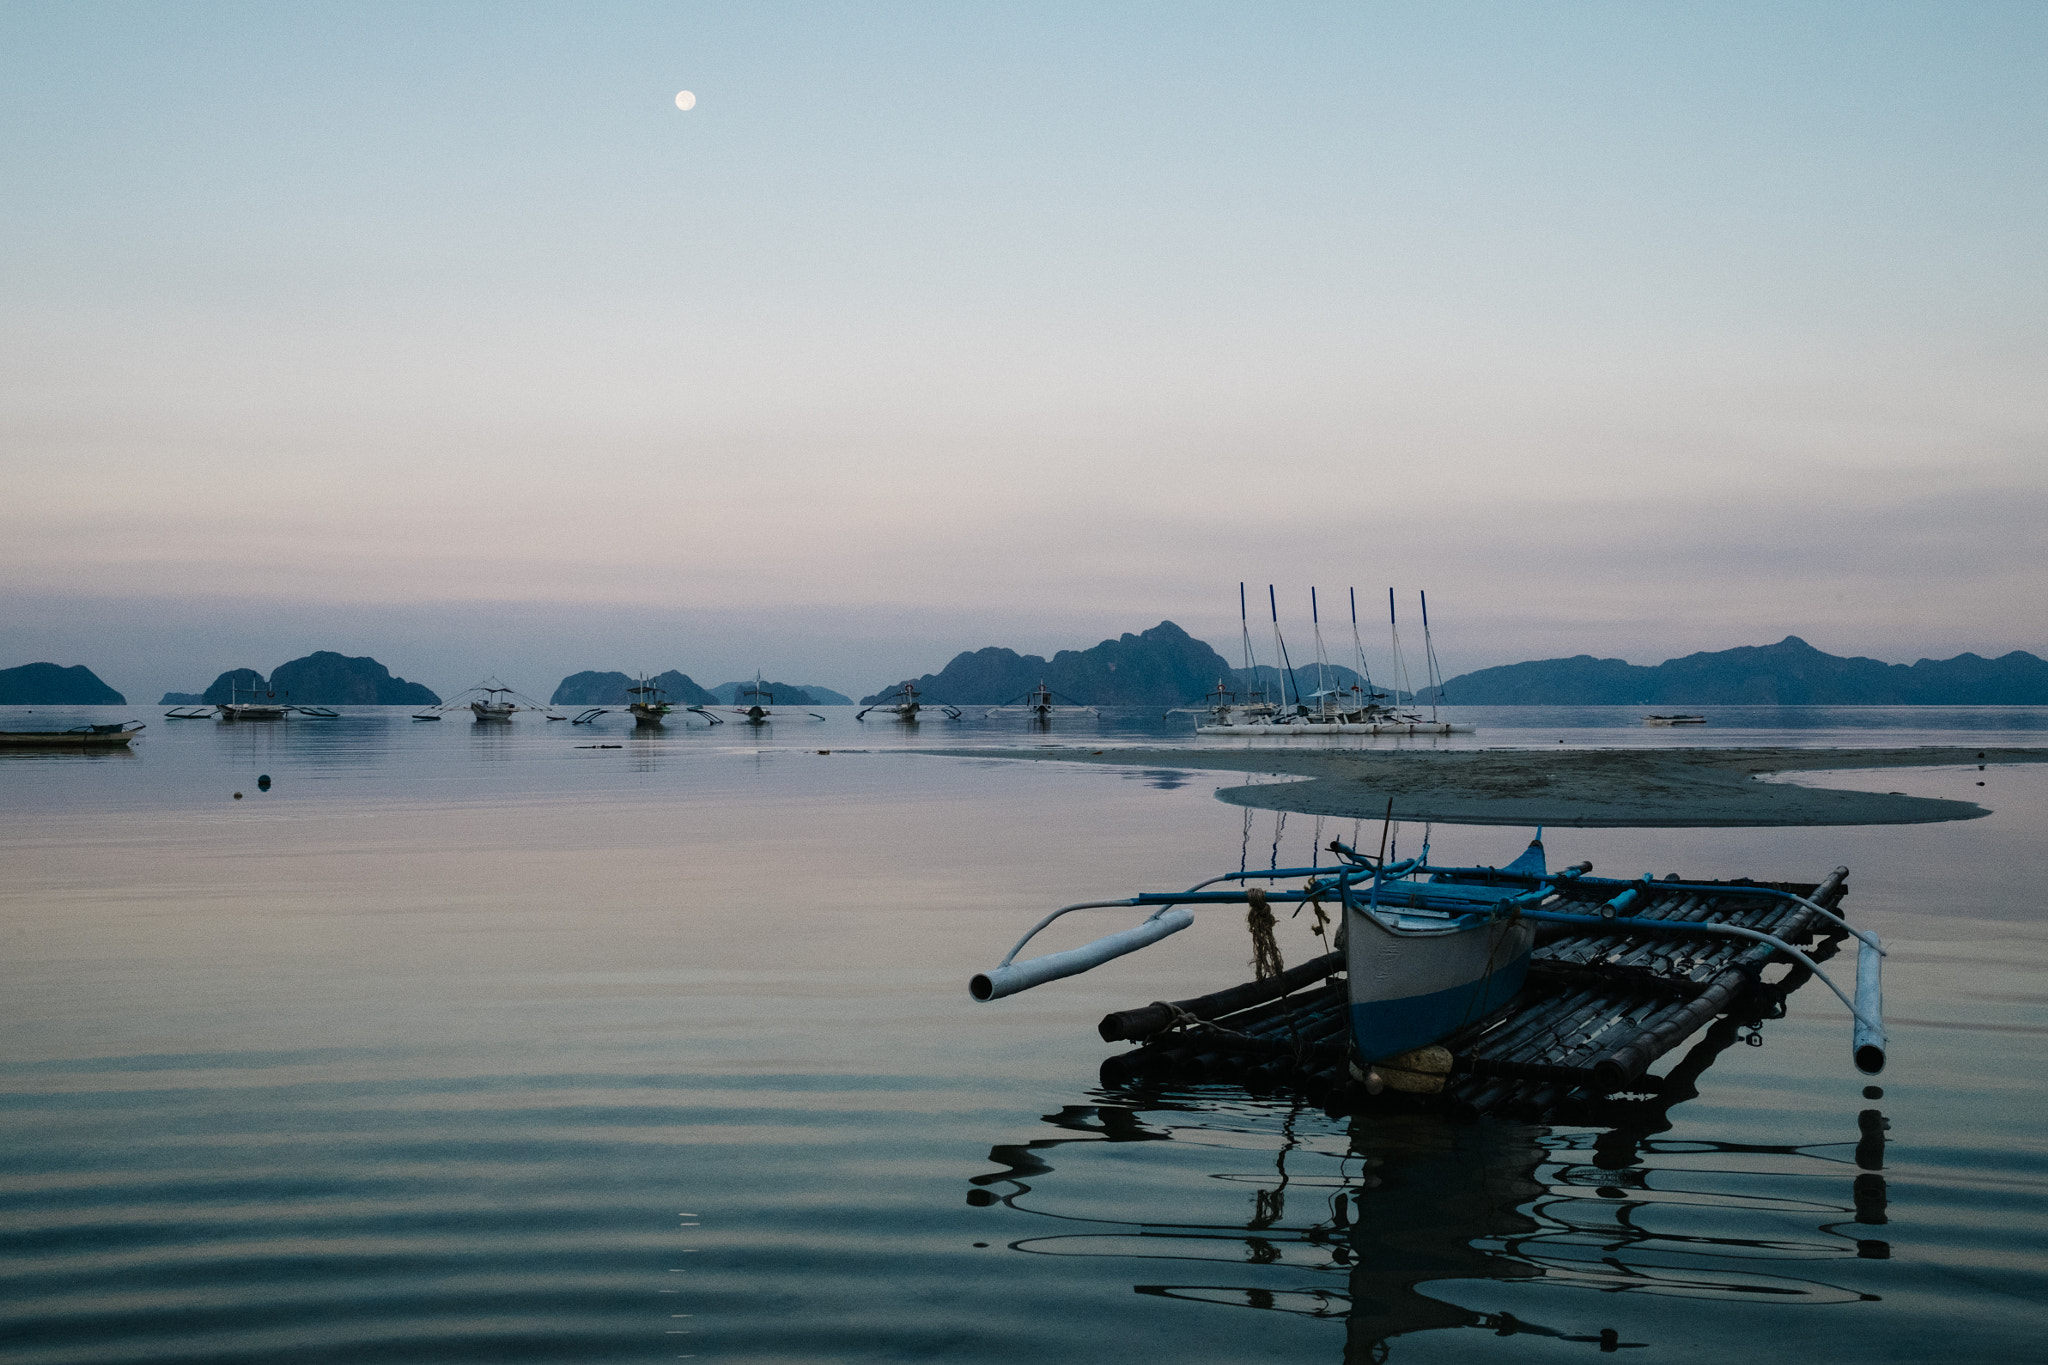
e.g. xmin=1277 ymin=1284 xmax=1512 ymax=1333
xmin=4 ymin=1 xmax=2044 ymax=702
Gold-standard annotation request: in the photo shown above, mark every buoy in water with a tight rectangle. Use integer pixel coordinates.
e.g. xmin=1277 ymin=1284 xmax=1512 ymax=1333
xmin=232 ymin=792 xmax=243 ymax=799
xmin=257 ymin=774 xmax=271 ymax=790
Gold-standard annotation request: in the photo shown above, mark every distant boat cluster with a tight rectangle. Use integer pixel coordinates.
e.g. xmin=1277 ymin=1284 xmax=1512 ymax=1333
xmin=1182 ymin=585 xmax=1476 ymax=737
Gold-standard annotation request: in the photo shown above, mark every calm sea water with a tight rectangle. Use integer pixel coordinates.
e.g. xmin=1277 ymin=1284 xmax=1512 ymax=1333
xmin=3 ymin=705 xmax=2045 ymax=1363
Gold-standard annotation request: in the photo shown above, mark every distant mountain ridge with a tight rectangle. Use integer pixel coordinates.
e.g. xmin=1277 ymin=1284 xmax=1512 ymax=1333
xmin=0 ymin=662 xmax=125 ymax=705
xmin=862 ymin=621 xmax=1239 ymax=706
xmin=1438 ymin=636 xmax=2048 ymax=705
xmin=191 ymin=653 xmax=440 ymax=706
xmin=550 ymin=670 xmax=719 ymax=707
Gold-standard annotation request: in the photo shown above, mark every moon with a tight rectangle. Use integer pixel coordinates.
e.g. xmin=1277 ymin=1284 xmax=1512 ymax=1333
xmin=674 ymin=90 xmax=696 ymax=111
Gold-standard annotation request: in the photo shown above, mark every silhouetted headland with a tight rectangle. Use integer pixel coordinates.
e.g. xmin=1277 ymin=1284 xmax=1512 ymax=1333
xmin=550 ymin=670 xmax=718 ymax=706
xmin=0 ymin=662 xmax=125 ymax=705
xmin=188 ymin=653 xmax=440 ymax=706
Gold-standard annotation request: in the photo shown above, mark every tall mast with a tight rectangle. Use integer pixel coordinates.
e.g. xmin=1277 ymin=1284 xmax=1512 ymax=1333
xmin=1420 ymin=590 xmax=1444 ymax=723
xmin=1349 ymin=587 xmax=1377 ymax=701
xmin=1269 ymin=584 xmax=1303 ymax=711
xmin=1238 ymin=581 xmax=1262 ymax=702
xmin=1310 ymin=587 xmax=1331 ymax=715
xmin=1388 ymin=588 xmax=1417 ymax=710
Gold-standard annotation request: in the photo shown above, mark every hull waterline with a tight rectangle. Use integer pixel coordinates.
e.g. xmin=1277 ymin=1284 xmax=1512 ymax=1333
xmin=1345 ymin=911 xmax=1532 ymax=1061
xmin=0 ymin=729 xmax=141 ymax=748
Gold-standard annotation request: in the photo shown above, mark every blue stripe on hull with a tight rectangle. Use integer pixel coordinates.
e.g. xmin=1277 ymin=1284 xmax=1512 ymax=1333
xmin=1349 ymin=953 xmax=1532 ymax=1062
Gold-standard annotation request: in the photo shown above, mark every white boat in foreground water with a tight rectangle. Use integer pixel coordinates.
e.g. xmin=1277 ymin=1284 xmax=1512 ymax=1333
xmin=970 ymin=831 xmax=1545 ymax=1066
xmin=971 ymin=828 xmax=1888 ymax=1082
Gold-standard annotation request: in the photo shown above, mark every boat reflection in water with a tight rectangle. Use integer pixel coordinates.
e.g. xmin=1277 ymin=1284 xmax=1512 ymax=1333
xmin=967 ymin=1047 xmax=1888 ymax=1359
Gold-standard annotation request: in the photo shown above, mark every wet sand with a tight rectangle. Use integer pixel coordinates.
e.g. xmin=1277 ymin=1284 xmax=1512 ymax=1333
xmin=931 ymin=745 xmax=2048 ymax=826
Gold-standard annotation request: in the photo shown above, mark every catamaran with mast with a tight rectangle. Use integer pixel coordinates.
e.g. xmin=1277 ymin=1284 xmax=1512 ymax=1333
xmin=1194 ymin=586 xmax=1472 ymax=735
xmin=1170 ymin=583 xmax=1279 ymax=729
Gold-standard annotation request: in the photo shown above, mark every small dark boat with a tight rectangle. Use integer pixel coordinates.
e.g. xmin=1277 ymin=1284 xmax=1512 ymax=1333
xmin=0 ymin=721 xmax=146 ymax=748
xmin=1644 ymin=714 xmax=1707 ymax=726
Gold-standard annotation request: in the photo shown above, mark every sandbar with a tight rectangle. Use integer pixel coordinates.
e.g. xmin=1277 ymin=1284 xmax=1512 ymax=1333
xmin=927 ymin=745 xmax=2048 ymax=827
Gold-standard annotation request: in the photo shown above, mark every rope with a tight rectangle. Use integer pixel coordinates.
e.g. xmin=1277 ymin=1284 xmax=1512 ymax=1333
xmin=1247 ymin=887 xmax=1285 ymax=981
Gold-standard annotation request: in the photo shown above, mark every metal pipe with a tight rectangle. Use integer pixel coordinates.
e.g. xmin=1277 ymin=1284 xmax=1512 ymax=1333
xmin=1566 ymin=870 xmax=1875 ymax=954
xmin=1855 ymin=938 xmax=1887 ymax=1074
xmin=970 ymin=910 xmax=1195 ymax=1002
xmin=1522 ymin=908 xmax=1880 ymax=1036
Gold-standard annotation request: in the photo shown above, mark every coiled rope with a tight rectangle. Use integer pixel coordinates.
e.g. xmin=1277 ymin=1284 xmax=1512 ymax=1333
xmin=1246 ymin=887 xmax=1286 ymax=981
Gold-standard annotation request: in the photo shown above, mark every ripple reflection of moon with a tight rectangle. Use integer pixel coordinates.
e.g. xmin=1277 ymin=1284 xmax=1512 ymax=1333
xmin=675 ymin=90 xmax=696 ymax=111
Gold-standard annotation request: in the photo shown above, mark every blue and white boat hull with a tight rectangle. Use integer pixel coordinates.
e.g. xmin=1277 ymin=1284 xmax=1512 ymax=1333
xmin=1344 ymin=835 xmax=1546 ymax=1062
xmin=1345 ymin=911 xmax=1533 ymax=1062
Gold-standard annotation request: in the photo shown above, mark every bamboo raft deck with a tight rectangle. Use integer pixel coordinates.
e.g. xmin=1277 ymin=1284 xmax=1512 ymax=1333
xmin=1095 ymin=867 xmax=1852 ymax=1123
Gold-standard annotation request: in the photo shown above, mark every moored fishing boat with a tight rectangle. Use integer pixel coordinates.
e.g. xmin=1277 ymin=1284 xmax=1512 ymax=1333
xmin=411 ymin=678 xmax=549 ymax=723
xmin=625 ymin=676 xmax=673 ymax=727
xmin=471 ymin=689 xmax=518 ymax=721
xmin=985 ymin=680 xmax=1097 ymax=723
xmin=971 ymin=829 xmax=1887 ymax=1085
xmin=855 ymin=681 xmax=961 ymax=722
xmin=217 ymin=682 xmax=289 ymax=720
xmin=971 ymin=830 xmax=1538 ymax=1067
xmin=703 ymin=674 xmax=828 ymax=726
xmin=0 ymin=721 xmax=146 ymax=748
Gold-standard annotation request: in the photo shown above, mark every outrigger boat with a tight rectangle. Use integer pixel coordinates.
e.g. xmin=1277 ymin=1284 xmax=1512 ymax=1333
xmin=984 ymin=681 xmax=1097 ymax=723
xmin=971 ymin=829 xmax=1886 ymax=1080
xmin=0 ymin=721 xmax=146 ymax=748
xmin=430 ymin=678 xmax=548 ymax=722
xmin=470 ymin=686 xmax=519 ymax=721
xmin=206 ymin=683 xmax=338 ymax=720
xmin=856 ymin=682 xmax=962 ymax=722
xmin=217 ymin=681 xmax=291 ymax=720
xmin=705 ymin=674 xmax=827 ymax=726
xmin=625 ymin=676 xmax=674 ymax=727
xmin=410 ymin=678 xmax=553 ymax=723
